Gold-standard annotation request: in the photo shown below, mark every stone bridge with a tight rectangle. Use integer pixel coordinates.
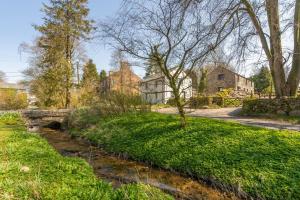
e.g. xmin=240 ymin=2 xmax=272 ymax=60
xmin=22 ymin=109 xmax=71 ymax=131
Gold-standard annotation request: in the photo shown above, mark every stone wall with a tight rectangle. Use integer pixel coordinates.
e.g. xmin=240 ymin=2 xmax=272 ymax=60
xmin=243 ymin=98 xmax=300 ymax=116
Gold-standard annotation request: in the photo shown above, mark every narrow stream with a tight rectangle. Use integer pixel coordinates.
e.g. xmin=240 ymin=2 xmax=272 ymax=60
xmin=40 ymin=128 xmax=239 ymax=200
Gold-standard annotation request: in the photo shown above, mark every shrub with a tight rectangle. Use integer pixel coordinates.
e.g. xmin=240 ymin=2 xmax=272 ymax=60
xmin=216 ymin=88 xmax=234 ymax=98
xmin=223 ymin=98 xmax=243 ymax=107
xmin=166 ymin=97 xmax=185 ymax=106
xmin=0 ymin=89 xmax=28 ymax=110
xmin=190 ymin=96 xmax=213 ymax=108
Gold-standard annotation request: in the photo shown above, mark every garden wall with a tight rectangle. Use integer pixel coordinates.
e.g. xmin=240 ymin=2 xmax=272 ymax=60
xmin=243 ymin=98 xmax=300 ymax=116
xmin=189 ymin=96 xmax=243 ymax=108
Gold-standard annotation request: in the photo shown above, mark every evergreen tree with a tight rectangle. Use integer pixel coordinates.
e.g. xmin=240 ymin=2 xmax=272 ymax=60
xmin=35 ymin=0 xmax=94 ymax=108
xmin=251 ymin=66 xmax=273 ymax=97
xmin=81 ymin=59 xmax=99 ymax=87
xmin=80 ymin=59 xmax=99 ymax=105
xmin=99 ymin=70 xmax=107 ymax=82
xmin=198 ymin=68 xmax=208 ymax=95
xmin=144 ymin=51 xmax=162 ymax=78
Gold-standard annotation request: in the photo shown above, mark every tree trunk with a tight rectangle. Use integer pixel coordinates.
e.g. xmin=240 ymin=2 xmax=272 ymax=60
xmin=266 ymin=0 xmax=287 ymax=97
xmin=171 ymin=82 xmax=186 ymax=128
xmin=287 ymin=0 xmax=300 ymax=96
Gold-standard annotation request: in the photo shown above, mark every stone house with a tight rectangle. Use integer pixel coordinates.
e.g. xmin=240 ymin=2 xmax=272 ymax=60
xmin=100 ymin=61 xmax=141 ymax=95
xmin=140 ymin=70 xmax=193 ymax=104
xmin=206 ymin=66 xmax=254 ymax=95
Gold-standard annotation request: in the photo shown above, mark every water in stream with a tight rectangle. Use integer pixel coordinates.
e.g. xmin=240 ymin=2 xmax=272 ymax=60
xmin=40 ymin=128 xmax=239 ymax=200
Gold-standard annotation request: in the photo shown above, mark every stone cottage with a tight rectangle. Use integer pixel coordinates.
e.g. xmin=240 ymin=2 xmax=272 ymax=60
xmin=207 ymin=66 xmax=254 ymax=95
xmin=140 ymin=70 xmax=193 ymax=104
xmin=100 ymin=61 xmax=141 ymax=94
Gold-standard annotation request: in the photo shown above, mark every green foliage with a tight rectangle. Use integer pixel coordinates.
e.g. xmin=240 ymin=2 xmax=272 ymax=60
xmin=30 ymin=0 xmax=94 ymax=108
xmin=80 ymin=59 xmax=100 ymax=106
xmin=0 ymin=89 xmax=28 ymax=110
xmin=0 ymin=113 xmax=172 ymax=200
xmin=115 ymin=184 xmax=173 ymax=200
xmin=144 ymin=50 xmax=162 ymax=78
xmin=216 ymin=88 xmax=234 ymax=98
xmin=189 ymin=96 xmax=213 ymax=108
xmin=81 ymin=59 xmax=99 ymax=86
xmin=67 ymin=93 xmax=150 ymax=128
xmin=99 ymin=70 xmax=107 ymax=82
xmin=223 ymin=98 xmax=243 ymax=107
xmin=69 ymin=112 xmax=300 ymax=200
xmin=166 ymin=97 xmax=185 ymax=106
xmin=198 ymin=68 xmax=208 ymax=94
xmin=251 ymin=67 xmax=273 ymax=95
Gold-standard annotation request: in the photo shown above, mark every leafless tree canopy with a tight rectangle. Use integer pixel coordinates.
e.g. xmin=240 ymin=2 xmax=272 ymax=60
xmin=210 ymin=0 xmax=300 ymax=96
xmin=99 ymin=0 xmax=237 ymax=127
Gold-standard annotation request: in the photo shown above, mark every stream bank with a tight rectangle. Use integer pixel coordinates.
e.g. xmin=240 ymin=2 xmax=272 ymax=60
xmin=40 ymin=128 xmax=238 ymax=200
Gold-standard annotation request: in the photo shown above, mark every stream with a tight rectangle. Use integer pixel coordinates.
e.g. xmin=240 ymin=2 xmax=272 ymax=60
xmin=39 ymin=128 xmax=239 ymax=200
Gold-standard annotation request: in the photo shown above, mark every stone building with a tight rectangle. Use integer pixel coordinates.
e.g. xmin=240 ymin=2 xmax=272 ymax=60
xmin=100 ymin=61 xmax=141 ymax=94
xmin=140 ymin=70 xmax=193 ymax=104
xmin=207 ymin=66 xmax=254 ymax=95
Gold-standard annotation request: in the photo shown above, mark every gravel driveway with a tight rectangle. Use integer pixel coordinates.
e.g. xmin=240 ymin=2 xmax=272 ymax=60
xmin=156 ymin=107 xmax=300 ymax=131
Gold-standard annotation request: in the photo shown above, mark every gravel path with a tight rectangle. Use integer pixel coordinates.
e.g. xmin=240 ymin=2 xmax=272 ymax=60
xmin=156 ymin=107 xmax=300 ymax=131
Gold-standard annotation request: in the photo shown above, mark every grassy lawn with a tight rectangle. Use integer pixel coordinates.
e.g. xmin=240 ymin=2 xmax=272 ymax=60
xmin=0 ymin=113 xmax=172 ymax=200
xmin=69 ymin=111 xmax=300 ymax=200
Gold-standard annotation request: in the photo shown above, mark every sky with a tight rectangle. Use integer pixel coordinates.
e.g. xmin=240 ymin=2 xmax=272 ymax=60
xmin=0 ymin=0 xmax=144 ymax=83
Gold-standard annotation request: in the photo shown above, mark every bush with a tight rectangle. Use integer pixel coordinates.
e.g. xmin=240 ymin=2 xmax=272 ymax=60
xmin=166 ymin=97 xmax=185 ymax=106
xmin=0 ymin=89 xmax=28 ymax=110
xmin=67 ymin=92 xmax=151 ymax=130
xmin=190 ymin=96 xmax=213 ymax=108
xmin=223 ymin=98 xmax=243 ymax=107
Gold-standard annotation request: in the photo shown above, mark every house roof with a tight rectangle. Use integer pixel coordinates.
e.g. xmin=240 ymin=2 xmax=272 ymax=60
xmin=213 ymin=66 xmax=253 ymax=81
xmin=141 ymin=73 xmax=164 ymax=82
xmin=141 ymin=67 xmax=189 ymax=83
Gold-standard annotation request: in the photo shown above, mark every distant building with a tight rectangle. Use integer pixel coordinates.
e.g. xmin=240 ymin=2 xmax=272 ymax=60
xmin=140 ymin=70 xmax=193 ymax=104
xmin=207 ymin=66 xmax=254 ymax=95
xmin=100 ymin=61 xmax=141 ymax=94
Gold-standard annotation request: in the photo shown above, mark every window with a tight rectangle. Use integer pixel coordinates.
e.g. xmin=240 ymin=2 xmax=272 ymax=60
xmin=237 ymin=86 xmax=241 ymax=90
xmin=155 ymin=93 xmax=158 ymax=99
xmin=155 ymin=81 xmax=158 ymax=88
xmin=218 ymin=74 xmax=225 ymax=80
xmin=218 ymin=87 xmax=224 ymax=92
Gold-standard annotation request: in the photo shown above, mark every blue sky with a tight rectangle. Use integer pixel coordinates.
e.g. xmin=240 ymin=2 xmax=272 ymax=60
xmin=0 ymin=0 xmax=143 ymax=83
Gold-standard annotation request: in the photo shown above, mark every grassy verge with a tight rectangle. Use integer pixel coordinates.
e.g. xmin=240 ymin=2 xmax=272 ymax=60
xmin=69 ymin=110 xmax=300 ymax=200
xmin=0 ymin=113 xmax=172 ymax=200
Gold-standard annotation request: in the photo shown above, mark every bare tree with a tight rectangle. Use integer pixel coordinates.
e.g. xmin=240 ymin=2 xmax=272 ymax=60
xmin=99 ymin=0 xmax=235 ymax=127
xmin=213 ymin=0 xmax=300 ymax=97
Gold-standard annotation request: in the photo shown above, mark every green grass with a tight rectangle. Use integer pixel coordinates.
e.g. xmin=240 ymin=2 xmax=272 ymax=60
xmin=0 ymin=113 xmax=172 ymax=200
xmin=69 ymin=111 xmax=300 ymax=200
